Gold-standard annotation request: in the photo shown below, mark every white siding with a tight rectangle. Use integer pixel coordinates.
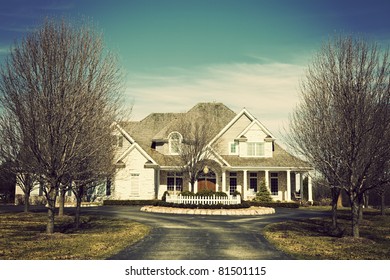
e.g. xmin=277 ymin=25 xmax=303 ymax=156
xmin=218 ymin=114 xmax=252 ymax=155
xmin=244 ymin=124 xmax=267 ymax=142
xmin=239 ymin=123 xmax=273 ymax=158
xmin=264 ymin=142 xmax=273 ymax=157
xmin=112 ymin=147 xmax=155 ymax=200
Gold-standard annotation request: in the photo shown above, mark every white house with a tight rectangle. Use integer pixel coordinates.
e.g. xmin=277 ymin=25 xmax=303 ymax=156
xmin=14 ymin=102 xmax=313 ymax=204
xmin=108 ymin=103 xmax=313 ymax=203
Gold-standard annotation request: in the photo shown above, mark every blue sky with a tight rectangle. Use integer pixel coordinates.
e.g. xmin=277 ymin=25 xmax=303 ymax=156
xmin=1 ymin=0 xmax=390 ymax=140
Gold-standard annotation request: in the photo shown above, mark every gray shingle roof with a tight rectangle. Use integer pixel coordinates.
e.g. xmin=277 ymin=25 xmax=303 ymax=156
xmin=119 ymin=103 xmax=311 ymax=169
xmin=221 ymin=143 xmax=311 ymax=169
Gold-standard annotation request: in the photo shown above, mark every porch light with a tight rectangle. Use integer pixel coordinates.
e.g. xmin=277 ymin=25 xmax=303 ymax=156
xmin=203 ymin=165 xmax=209 ymax=174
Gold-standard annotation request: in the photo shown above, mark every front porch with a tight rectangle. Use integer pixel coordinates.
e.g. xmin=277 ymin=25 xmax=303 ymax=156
xmin=158 ymin=167 xmax=313 ymax=203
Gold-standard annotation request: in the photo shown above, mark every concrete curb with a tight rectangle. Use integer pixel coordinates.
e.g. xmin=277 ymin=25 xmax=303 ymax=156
xmin=140 ymin=206 xmax=275 ymax=216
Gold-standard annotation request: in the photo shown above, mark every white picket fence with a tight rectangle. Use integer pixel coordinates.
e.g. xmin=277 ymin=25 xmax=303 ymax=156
xmin=166 ymin=194 xmax=241 ymax=205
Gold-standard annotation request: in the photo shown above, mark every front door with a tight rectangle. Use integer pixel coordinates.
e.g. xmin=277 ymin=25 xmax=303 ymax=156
xmin=197 ymin=169 xmax=216 ymax=192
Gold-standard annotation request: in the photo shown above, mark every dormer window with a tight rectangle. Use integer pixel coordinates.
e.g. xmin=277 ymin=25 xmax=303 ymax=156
xmin=168 ymin=132 xmax=182 ymax=154
xmin=229 ymin=142 xmax=238 ymax=155
xmin=247 ymin=142 xmax=265 ymax=157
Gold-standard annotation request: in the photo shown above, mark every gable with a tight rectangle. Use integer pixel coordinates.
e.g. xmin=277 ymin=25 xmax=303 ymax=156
xmin=239 ymin=122 xmax=268 ymax=142
xmin=213 ymin=113 xmax=252 ymax=155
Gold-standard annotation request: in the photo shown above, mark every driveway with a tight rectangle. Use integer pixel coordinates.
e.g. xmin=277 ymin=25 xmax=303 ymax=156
xmin=0 ymin=205 xmax=329 ymax=260
xmin=80 ymin=206 xmax=330 ymax=260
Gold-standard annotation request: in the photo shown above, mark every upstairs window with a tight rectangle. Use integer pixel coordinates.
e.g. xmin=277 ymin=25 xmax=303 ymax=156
xmin=169 ymin=132 xmax=182 ymax=154
xmin=247 ymin=142 xmax=264 ymax=157
xmin=229 ymin=142 xmax=238 ymax=155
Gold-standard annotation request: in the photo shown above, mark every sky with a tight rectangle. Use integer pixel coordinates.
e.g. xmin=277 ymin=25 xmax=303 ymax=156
xmin=1 ymin=0 xmax=390 ymax=141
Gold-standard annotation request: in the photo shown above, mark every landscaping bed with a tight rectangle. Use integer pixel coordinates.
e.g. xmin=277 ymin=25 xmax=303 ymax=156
xmin=263 ymin=209 xmax=390 ymax=259
xmin=0 ymin=212 xmax=150 ymax=260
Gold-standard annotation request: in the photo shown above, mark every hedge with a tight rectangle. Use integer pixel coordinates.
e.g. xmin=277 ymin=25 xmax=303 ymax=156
xmin=103 ymin=200 xmax=299 ymax=208
xmin=248 ymin=201 xmax=300 ymax=208
xmin=103 ymin=200 xmax=158 ymax=206
xmin=153 ymin=201 xmax=252 ymax=209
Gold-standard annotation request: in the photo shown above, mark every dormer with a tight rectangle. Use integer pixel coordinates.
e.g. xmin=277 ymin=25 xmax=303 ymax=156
xmin=168 ymin=131 xmax=182 ymax=155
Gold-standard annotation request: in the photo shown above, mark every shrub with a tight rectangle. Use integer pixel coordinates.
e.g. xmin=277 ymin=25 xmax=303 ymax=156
xmin=196 ymin=189 xmax=216 ymax=197
xmin=253 ymin=179 xmax=272 ymax=203
xmin=249 ymin=201 xmax=299 ymax=208
xmin=30 ymin=195 xmax=47 ymax=206
xmin=161 ymin=191 xmax=170 ymax=202
xmin=179 ymin=191 xmax=195 ymax=196
xmin=231 ymin=190 xmax=241 ymax=196
xmin=103 ymin=200 xmax=158 ymax=206
xmin=153 ymin=200 xmax=251 ymax=209
xmin=215 ymin=191 xmax=228 ymax=197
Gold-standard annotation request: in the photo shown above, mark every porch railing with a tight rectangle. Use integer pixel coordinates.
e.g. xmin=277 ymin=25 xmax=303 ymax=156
xmin=166 ymin=194 xmax=241 ymax=205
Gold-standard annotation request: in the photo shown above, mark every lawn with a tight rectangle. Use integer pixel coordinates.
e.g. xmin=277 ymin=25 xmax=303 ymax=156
xmin=263 ymin=208 xmax=390 ymax=259
xmin=0 ymin=212 xmax=150 ymax=260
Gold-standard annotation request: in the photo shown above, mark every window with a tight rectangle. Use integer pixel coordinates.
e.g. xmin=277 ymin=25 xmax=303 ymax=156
xmin=167 ymin=172 xmax=183 ymax=192
xmin=249 ymin=172 xmax=258 ymax=192
xmin=229 ymin=142 xmax=238 ymax=154
xmin=270 ymin=173 xmax=278 ymax=195
xmin=130 ymin=173 xmax=140 ymax=197
xmin=247 ymin=142 xmax=265 ymax=157
xmin=169 ymin=132 xmax=182 ymax=154
xmin=229 ymin=172 xmax=237 ymax=195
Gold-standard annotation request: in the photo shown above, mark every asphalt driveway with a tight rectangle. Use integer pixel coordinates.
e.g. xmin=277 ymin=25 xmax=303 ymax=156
xmin=0 ymin=205 xmax=330 ymax=260
xmin=80 ymin=206 xmax=329 ymax=260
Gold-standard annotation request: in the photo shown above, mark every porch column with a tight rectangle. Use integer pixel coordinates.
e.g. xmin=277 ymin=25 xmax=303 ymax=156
xmin=194 ymin=180 xmax=198 ymax=193
xmin=308 ymin=174 xmax=313 ymax=203
xmin=155 ymin=168 xmax=160 ymax=199
xmin=222 ymin=170 xmax=226 ymax=193
xmin=286 ymin=170 xmax=291 ymax=201
xmin=243 ymin=170 xmax=247 ymax=198
xmin=265 ymin=170 xmax=269 ymax=192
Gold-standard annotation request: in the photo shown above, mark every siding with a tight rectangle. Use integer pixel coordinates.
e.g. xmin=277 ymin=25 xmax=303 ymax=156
xmin=218 ymin=114 xmax=252 ymax=155
xmin=112 ymin=147 xmax=155 ymax=200
xmin=113 ymin=131 xmax=132 ymax=159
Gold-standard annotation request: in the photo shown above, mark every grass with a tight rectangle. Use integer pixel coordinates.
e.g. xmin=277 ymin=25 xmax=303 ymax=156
xmin=0 ymin=212 xmax=150 ymax=260
xmin=263 ymin=208 xmax=390 ymax=259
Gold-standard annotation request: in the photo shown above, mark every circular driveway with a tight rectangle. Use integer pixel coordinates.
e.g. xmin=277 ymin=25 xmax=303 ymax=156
xmin=0 ymin=205 xmax=330 ymax=260
xmin=80 ymin=206 xmax=330 ymax=260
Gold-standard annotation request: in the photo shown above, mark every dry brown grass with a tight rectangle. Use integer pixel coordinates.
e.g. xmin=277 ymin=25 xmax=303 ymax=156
xmin=0 ymin=212 xmax=150 ymax=260
xmin=263 ymin=209 xmax=390 ymax=259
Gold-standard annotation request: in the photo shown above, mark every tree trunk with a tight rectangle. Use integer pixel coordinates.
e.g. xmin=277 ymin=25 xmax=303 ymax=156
xmin=24 ymin=192 xmax=30 ymax=213
xmin=190 ymin=180 xmax=195 ymax=193
xmin=58 ymin=189 xmax=65 ymax=217
xmin=351 ymin=198 xmax=360 ymax=238
xmin=358 ymin=193 xmax=364 ymax=224
xmin=75 ymin=195 xmax=82 ymax=229
xmin=381 ymin=192 xmax=385 ymax=216
xmin=331 ymin=188 xmax=340 ymax=228
xmin=46 ymin=186 xmax=57 ymax=234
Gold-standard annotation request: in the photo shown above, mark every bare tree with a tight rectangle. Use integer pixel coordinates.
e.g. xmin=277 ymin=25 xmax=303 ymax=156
xmin=0 ymin=18 xmax=123 ymax=233
xmin=288 ymin=36 xmax=390 ymax=238
xmin=0 ymin=114 xmax=40 ymax=212
xmin=170 ymin=110 xmax=223 ymax=193
xmin=70 ymin=122 xmax=117 ymax=228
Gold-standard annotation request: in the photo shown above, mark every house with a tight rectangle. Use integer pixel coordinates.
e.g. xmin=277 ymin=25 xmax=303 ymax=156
xmin=108 ymin=103 xmax=313 ymax=203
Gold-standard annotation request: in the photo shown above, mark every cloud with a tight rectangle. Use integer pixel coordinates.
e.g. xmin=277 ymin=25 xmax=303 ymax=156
xmin=125 ymin=62 xmax=306 ymax=141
